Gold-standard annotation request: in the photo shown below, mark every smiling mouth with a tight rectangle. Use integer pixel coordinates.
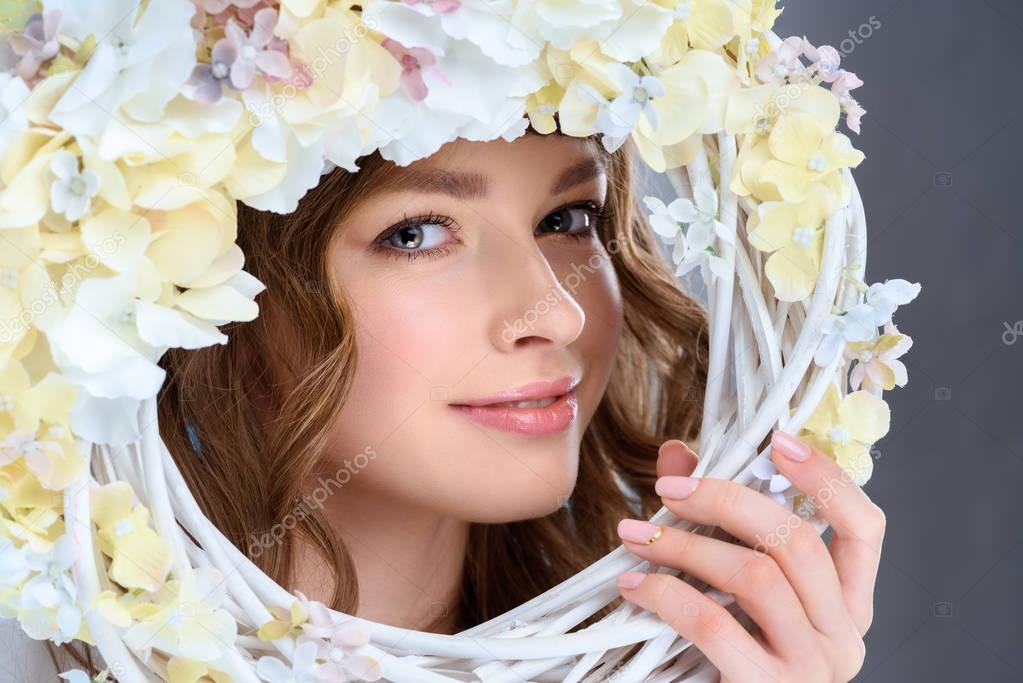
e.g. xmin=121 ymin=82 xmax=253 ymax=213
xmin=448 ymin=389 xmax=579 ymax=436
xmin=482 ymin=396 xmax=560 ymax=409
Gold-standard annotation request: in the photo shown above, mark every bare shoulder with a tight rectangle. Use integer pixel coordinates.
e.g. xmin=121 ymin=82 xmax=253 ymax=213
xmin=0 ymin=617 xmax=63 ymax=681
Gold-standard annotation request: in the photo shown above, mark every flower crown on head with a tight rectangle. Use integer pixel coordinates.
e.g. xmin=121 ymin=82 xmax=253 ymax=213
xmin=0 ymin=1 xmax=919 ymax=681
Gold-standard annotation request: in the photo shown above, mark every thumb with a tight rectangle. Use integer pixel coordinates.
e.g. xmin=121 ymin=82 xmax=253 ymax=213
xmin=656 ymin=439 xmax=699 ymax=479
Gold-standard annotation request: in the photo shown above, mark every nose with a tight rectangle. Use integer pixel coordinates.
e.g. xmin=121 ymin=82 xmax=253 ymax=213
xmin=490 ymin=241 xmax=586 ymax=352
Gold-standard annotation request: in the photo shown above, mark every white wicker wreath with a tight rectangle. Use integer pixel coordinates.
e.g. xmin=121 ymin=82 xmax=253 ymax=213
xmin=0 ymin=1 xmax=921 ymax=682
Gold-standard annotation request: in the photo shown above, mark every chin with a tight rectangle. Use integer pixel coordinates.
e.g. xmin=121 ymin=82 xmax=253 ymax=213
xmin=451 ymin=453 xmax=580 ymax=524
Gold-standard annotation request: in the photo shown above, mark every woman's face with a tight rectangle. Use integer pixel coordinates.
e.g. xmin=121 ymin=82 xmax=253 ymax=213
xmin=325 ymin=133 xmax=624 ymax=523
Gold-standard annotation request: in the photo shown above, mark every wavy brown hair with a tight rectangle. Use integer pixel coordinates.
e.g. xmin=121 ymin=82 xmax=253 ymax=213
xmin=52 ymin=130 xmax=710 ymax=675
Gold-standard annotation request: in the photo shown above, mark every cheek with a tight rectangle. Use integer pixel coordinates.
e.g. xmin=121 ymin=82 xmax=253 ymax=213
xmin=344 ymin=283 xmax=468 ymax=420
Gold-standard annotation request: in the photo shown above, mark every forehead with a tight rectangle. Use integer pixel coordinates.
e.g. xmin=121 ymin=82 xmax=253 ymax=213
xmin=364 ymin=133 xmax=610 ymax=202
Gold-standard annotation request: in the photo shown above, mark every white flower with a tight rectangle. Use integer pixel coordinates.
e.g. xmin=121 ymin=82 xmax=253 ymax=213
xmin=359 ymin=4 xmax=541 ymax=167
xmin=863 ymin=278 xmax=921 ymax=327
xmin=643 ymin=185 xmax=732 ymax=281
xmin=813 ymin=302 xmax=877 ymax=367
xmin=13 ymin=535 xmax=82 ymax=644
xmin=49 ymin=152 xmax=101 ymax=223
xmin=0 ymin=74 xmax=30 ymax=163
xmin=59 ymin=669 xmax=113 ymax=683
xmin=0 ymin=541 xmax=31 ymax=587
xmin=58 ymin=670 xmax=90 ymax=683
xmin=750 ymin=451 xmax=793 ymax=506
xmin=44 ymin=0 xmax=198 ymax=139
xmin=257 ymin=639 xmax=320 ymax=683
xmin=508 ymin=0 xmax=622 ymax=51
xmin=48 ymin=273 xmax=170 ymax=402
xmin=814 ymin=278 xmax=921 ymax=368
xmin=583 ymin=63 xmax=665 ymax=152
xmin=394 ymin=0 xmax=542 ymax=67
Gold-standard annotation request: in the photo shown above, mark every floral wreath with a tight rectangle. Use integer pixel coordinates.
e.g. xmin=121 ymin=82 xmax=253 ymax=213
xmin=0 ymin=1 xmax=920 ymax=681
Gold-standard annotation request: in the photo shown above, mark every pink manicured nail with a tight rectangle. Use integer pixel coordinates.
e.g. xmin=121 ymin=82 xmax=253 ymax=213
xmin=617 ymin=518 xmax=663 ymax=544
xmin=617 ymin=571 xmax=647 ymax=590
xmin=655 ymin=475 xmax=699 ymax=499
xmin=772 ymin=430 xmax=811 ymax=462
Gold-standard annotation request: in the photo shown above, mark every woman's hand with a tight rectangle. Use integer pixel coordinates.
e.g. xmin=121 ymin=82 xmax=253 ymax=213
xmin=615 ymin=430 xmax=885 ymax=683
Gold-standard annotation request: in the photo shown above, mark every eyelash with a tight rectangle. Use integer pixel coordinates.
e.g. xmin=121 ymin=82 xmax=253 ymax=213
xmin=373 ymin=200 xmax=613 ymax=263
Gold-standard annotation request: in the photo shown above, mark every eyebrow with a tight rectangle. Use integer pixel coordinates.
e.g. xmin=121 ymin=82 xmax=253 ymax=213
xmin=389 ymin=156 xmax=607 ymax=201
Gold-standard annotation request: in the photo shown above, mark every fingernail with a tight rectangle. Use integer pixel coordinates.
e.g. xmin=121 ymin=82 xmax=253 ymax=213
xmin=617 ymin=518 xmax=664 ymax=544
xmin=617 ymin=571 xmax=647 ymax=590
xmin=772 ymin=430 xmax=811 ymax=462
xmin=655 ymin=475 xmax=700 ymax=499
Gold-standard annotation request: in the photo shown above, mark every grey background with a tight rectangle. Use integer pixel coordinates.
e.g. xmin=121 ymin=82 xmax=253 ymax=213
xmin=765 ymin=1 xmax=1021 ymax=679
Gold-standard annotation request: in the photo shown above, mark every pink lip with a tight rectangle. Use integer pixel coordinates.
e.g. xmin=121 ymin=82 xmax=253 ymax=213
xmin=449 ymin=375 xmax=581 ymax=408
xmin=449 ymin=388 xmax=579 ymax=436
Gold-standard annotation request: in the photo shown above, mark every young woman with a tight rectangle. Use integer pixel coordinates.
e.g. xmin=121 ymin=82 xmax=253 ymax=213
xmin=32 ymin=128 xmax=885 ymax=681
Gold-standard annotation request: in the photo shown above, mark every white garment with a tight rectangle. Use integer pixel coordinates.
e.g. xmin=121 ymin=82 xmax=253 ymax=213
xmin=0 ymin=616 xmax=79 ymax=681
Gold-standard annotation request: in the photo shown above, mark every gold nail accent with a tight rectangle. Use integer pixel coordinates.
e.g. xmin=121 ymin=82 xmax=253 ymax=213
xmin=645 ymin=525 xmax=663 ymax=544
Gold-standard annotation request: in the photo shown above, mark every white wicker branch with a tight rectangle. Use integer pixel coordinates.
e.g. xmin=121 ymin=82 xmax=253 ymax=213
xmin=79 ymin=125 xmax=867 ymax=681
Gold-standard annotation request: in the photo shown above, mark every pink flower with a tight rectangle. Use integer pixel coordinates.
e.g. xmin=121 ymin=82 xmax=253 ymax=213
xmin=214 ymin=7 xmax=292 ymax=90
xmin=842 ymin=98 xmax=866 ymax=134
xmin=830 ymin=69 xmax=864 ymax=100
xmin=5 ymin=10 xmax=62 ymax=83
xmin=202 ymin=0 xmax=263 ymax=15
xmin=754 ymin=36 xmax=805 ymax=84
xmin=188 ymin=37 xmax=237 ymax=104
xmin=401 ymin=0 xmax=462 ymax=13
xmin=802 ymin=42 xmax=843 ymax=83
xmin=294 ymin=593 xmax=382 ymax=682
xmin=381 ymin=38 xmax=439 ymax=102
xmin=830 ymin=70 xmax=865 ymax=133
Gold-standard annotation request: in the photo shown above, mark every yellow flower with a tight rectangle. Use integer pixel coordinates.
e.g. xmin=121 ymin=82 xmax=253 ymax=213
xmin=0 ymin=0 xmax=38 ymax=29
xmin=725 ymin=81 xmax=840 ymax=140
xmin=759 ymin=110 xmax=865 ymax=202
xmin=846 ymin=323 xmax=913 ymax=392
xmin=257 ymin=599 xmax=309 ymax=641
xmin=166 ymin=657 xmax=232 ymax=683
xmin=0 ymin=226 xmax=42 ymax=367
xmin=799 ymin=384 xmax=890 ymax=485
xmin=90 ymin=482 xmax=173 ymax=592
xmin=730 ymin=0 xmax=784 ymax=81
xmin=726 ymin=83 xmax=847 ymax=203
xmin=0 ymin=361 xmax=83 ymax=491
xmin=746 ymin=175 xmax=845 ymax=301
xmin=92 ymin=589 xmax=133 ymax=628
xmin=124 ymin=567 xmax=238 ymax=662
xmin=0 ymin=458 xmax=63 ymax=552
xmin=665 ymin=0 xmax=735 ymax=52
xmin=526 ymin=80 xmax=563 ymax=135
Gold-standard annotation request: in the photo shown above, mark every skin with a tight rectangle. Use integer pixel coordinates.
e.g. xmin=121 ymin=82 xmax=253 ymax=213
xmin=292 ymin=133 xmax=883 ymax=680
xmin=294 ymin=133 xmax=624 ymax=631
xmin=619 ymin=432 xmax=884 ymax=682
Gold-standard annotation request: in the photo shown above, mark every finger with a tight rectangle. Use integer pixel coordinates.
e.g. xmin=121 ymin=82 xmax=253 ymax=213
xmin=617 ymin=520 xmax=818 ymax=657
xmin=657 ymin=439 xmax=699 ymax=479
xmin=653 ymin=473 xmax=856 ymax=644
xmin=769 ymin=429 xmax=886 ymax=634
xmin=616 ymin=571 xmax=778 ymax=682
